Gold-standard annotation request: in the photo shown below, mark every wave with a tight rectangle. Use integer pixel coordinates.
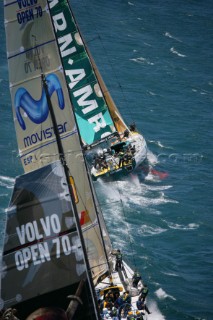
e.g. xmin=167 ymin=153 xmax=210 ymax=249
xmin=147 ymin=90 xmax=157 ymax=96
xmin=162 ymin=271 xmax=179 ymax=277
xmin=163 ymin=220 xmax=199 ymax=230
xmin=0 ymin=175 xmax=15 ymax=189
xmin=165 ymin=32 xmax=182 ymax=42
xmin=137 ymin=224 xmax=167 ymax=237
xmin=144 ymin=42 xmax=152 ymax=47
xmin=128 ymin=1 xmax=134 ymax=5
xmin=147 ymin=149 xmax=158 ymax=165
xmin=96 ymin=170 xmax=175 ymax=210
xmin=126 ymin=192 xmax=176 ymax=207
xmin=170 ymin=47 xmax=186 ymax=57
xmin=192 ymin=88 xmax=210 ymax=96
xmin=130 ymin=57 xmax=154 ymax=65
xmin=0 ymin=193 xmax=9 ymax=198
xmin=118 ymin=178 xmax=175 ymax=207
xmin=145 ymin=185 xmax=172 ymax=191
xmin=142 ymin=170 xmax=171 ymax=183
xmin=148 ymin=140 xmax=173 ymax=149
xmin=147 ymin=299 xmax=166 ymax=320
xmin=155 ymin=287 xmax=176 ymax=301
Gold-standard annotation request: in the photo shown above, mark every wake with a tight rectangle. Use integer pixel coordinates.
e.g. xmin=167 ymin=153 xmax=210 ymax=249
xmin=93 ymin=151 xmax=169 ymax=320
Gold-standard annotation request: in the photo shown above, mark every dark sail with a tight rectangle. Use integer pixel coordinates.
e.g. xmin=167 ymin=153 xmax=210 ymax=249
xmin=0 ymin=162 xmax=98 ymax=319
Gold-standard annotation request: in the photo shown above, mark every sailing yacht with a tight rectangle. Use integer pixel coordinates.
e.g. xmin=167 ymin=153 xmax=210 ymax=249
xmin=1 ymin=1 xmax=149 ymax=319
xmin=84 ymin=49 xmax=148 ymax=180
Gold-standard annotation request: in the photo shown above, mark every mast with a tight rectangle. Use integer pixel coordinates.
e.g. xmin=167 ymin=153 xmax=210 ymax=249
xmin=35 ymin=39 xmax=100 ymax=319
xmin=64 ymin=1 xmax=113 ymax=276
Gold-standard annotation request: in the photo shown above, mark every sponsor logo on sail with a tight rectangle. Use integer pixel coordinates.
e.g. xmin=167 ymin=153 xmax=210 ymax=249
xmin=49 ymin=0 xmax=113 ymax=143
xmin=16 ymin=0 xmax=43 ymax=25
xmin=15 ymin=213 xmax=82 ymax=271
xmin=14 ymin=74 xmax=67 ymax=148
xmin=15 ymin=73 xmax=64 ymax=130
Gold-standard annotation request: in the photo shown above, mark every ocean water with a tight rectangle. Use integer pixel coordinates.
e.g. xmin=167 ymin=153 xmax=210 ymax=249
xmin=0 ymin=1 xmax=213 ymax=320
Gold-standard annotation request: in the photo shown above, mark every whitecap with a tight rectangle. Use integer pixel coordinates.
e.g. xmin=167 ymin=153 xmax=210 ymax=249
xmin=0 ymin=194 xmax=9 ymax=197
xmin=117 ymin=182 xmax=176 ymax=207
xmin=144 ymin=42 xmax=152 ymax=47
xmin=155 ymin=287 xmax=176 ymax=300
xmin=145 ymin=299 xmax=166 ymax=320
xmin=128 ymin=1 xmax=134 ymax=5
xmin=145 ymin=208 xmax=162 ymax=216
xmin=147 ymin=90 xmax=157 ymax=96
xmin=130 ymin=57 xmax=154 ymax=65
xmin=0 ymin=176 xmax=15 ymax=189
xmin=162 ymin=271 xmax=179 ymax=277
xmin=170 ymin=47 xmax=186 ymax=57
xmin=145 ymin=185 xmax=172 ymax=191
xmin=165 ymin=32 xmax=182 ymax=42
xmin=147 ymin=150 xmax=158 ymax=165
xmin=137 ymin=224 xmax=167 ymax=237
xmin=148 ymin=140 xmax=173 ymax=149
xmin=164 ymin=220 xmax=199 ymax=230
xmin=96 ymin=168 xmax=176 ymax=209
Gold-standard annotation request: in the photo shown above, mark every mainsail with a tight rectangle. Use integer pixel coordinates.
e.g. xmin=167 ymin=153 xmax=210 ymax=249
xmin=4 ymin=0 xmax=112 ymax=287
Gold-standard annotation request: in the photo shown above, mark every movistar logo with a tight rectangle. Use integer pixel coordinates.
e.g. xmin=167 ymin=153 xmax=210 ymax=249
xmin=15 ymin=74 xmax=65 ymax=130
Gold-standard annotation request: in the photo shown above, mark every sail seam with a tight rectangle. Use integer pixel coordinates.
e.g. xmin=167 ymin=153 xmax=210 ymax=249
xmin=3 ymin=228 xmax=77 ymax=256
xmin=7 ymin=39 xmax=56 ymax=60
xmin=19 ymin=130 xmax=77 ymax=158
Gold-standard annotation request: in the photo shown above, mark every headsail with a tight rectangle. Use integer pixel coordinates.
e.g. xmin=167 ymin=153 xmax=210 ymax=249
xmin=50 ymin=0 xmax=117 ymax=147
xmin=4 ymin=0 xmax=112 ymax=290
xmin=87 ymin=49 xmax=129 ymax=135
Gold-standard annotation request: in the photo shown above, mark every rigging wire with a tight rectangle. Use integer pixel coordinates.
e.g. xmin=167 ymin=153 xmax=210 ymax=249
xmin=115 ymin=183 xmax=138 ymax=271
xmin=98 ymin=180 xmax=139 ymax=272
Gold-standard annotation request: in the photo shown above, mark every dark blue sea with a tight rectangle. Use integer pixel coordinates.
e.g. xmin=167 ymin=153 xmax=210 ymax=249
xmin=0 ymin=1 xmax=212 ymax=319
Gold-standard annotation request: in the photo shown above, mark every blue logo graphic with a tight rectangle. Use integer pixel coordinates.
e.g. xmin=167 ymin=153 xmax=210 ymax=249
xmin=15 ymin=74 xmax=65 ymax=130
